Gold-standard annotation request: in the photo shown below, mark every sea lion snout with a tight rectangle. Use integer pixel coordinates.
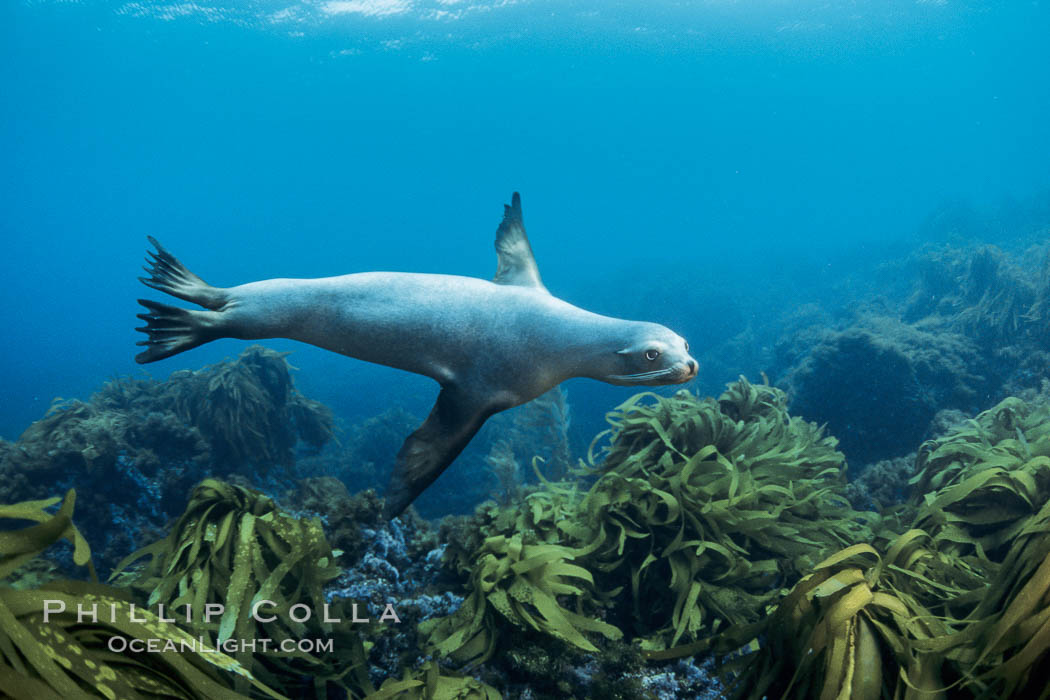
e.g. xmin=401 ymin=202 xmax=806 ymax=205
xmin=603 ymin=328 xmax=697 ymax=386
xmin=668 ymin=357 xmax=699 ymax=383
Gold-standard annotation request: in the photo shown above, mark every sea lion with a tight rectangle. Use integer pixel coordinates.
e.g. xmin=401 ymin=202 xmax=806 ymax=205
xmin=135 ymin=193 xmax=697 ymax=518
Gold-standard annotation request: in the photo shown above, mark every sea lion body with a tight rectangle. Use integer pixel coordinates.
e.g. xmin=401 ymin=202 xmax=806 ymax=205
xmin=135 ymin=194 xmax=697 ymax=517
xmin=219 ymin=272 xmax=674 ymax=404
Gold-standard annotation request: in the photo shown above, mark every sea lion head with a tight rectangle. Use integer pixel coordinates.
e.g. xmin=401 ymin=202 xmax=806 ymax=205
xmin=603 ymin=323 xmax=698 ymax=386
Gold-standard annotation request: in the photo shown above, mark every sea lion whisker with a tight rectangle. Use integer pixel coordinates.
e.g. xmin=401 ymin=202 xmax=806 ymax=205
xmin=608 ymin=368 xmax=678 ymax=383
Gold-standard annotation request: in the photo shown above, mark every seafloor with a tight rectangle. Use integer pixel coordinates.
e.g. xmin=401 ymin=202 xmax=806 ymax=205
xmin=4 ymin=224 xmax=1050 ymax=698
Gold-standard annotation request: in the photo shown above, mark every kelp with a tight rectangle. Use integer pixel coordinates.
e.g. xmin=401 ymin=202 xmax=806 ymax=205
xmin=722 ymin=387 xmax=1050 ymax=699
xmin=0 ymin=491 xmax=94 ymax=584
xmin=0 ymin=489 xmax=281 ymax=700
xmin=424 ymin=378 xmax=879 ymax=672
xmin=111 ymin=478 xmax=370 ymax=698
xmin=423 ymin=378 xmax=872 ymax=668
xmin=909 ymin=394 xmax=1050 ymax=563
xmin=916 ymin=518 xmax=1050 ymax=699
xmin=439 ymin=471 xmax=586 ymax=584
xmin=722 ymin=533 xmax=957 ymax=700
xmin=428 ymin=378 xmax=1050 ymax=696
xmin=365 ymin=661 xmax=501 ymax=700
xmin=419 ymin=532 xmax=620 ymax=667
xmin=576 ymin=379 xmax=873 ymax=652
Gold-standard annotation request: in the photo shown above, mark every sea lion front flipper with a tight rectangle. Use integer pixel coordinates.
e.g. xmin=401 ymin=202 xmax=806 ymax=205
xmin=492 ymin=192 xmax=549 ymax=293
xmin=383 ymin=386 xmax=496 ymax=519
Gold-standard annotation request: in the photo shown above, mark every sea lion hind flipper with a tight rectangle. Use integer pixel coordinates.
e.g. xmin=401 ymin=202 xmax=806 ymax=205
xmin=382 ymin=387 xmax=494 ymax=519
xmin=139 ymin=236 xmax=227 ymax=310
xmin=492 ymin=192 xmax=548 ymax=293
xmin=134 ymin=299 xmax=220 ymax=364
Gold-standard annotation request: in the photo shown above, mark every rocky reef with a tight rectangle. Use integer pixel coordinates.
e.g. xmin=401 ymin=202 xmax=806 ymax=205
xmin=7 ymin=365 xmax=1050 ymax=698
xmin=781 ymin=315 xmax=992 ymax=465
xmin=0 ymin=345 xmax=334 ymax=575
xmin=774 ymin=240 xmax=1050 ymax=474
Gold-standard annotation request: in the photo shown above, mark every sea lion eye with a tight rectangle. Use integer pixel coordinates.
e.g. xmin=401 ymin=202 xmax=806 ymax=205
xmin=645 ymin=349 xmax=660 ymax=361
xmin=684 ymin=341 xmax=689 ymax=351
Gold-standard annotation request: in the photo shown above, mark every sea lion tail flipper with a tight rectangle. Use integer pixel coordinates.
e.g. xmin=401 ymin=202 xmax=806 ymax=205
xmin=139 ymin=236 xmax=227 ymax=310
xmin=382 ymin=387 xmax=494 ymax=519
xmin=134 ymin=299 xmax=219 ymax=364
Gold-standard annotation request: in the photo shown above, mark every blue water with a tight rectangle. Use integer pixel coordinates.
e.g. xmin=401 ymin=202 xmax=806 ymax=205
xmin=3 ymin=0 xmax=1049 ymax=445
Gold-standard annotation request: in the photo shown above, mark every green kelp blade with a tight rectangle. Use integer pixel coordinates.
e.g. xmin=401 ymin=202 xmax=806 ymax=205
xmin=825 ymin=583 xmax=874 ymax=631
xmin=15 ymin=614 xmax=151 ymax=699
xmin=0 ymin=515 xmax=72 ymax=581
xmin=980 ymin=612 xmax=1050 ymax=698
xmin=974 ymin=550 xmax=1050 ymax=669
xmin=525 ymin=585 xmax=600 ymax=652
xmin=0 ymin=497 xmax=62 ymax=520
xmin=366 ymin=678 xmax=425 ymax=699
xmin=218 ymin=512 xmax=256 ymax=644
xmin=812 ymin=569 xmax=867 ymax=599
xmin=0 ymin=491 xmax=92 ymax=577
xmin=61 ymin=591 xmax=285 ymax=700
xmin=0 ymin=599 xmax=83 ymax=698
xmin=185 ymin=503 xmax=221 ymax=568
xmin=508 ymin=547 xmax=573 ymax=576
xmin=0 ymin=665 xmax=61 ymax=700
xmin=671 ymin=580 xmax=703 ymax=646
xmin=814 ymin=544 xmax=880 ymax=572
xmin=249 ymin=547 xmax=309 ymax=610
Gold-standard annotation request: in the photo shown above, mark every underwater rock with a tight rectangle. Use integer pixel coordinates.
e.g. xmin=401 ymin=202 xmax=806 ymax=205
xmin=322 ymin=507 xmax=454 ymax=687
xmin=0 ymin=345 xmax=335 ymax=575
xmin=639 ymin=658 xmax=724 ymax=700
xmin=773 ymin=242 xmax=1050 ymax=472
xmin=297 ymin=405 xmax=420 ymax=492
xmin=167 ymin=345 xmax=334 ymax=470
xmin=0 ymin=398 xmax=207 ymax=575
xmin=904 ymin=244 xmax=1037 ymax=347
xmin=770 ymin=302 xmax=836 ymax=373
xmin=843 ymin=453 xmax=916 ymax=512
xmin=285 ymin=477 xmax=442 ymax=570
xmin=781 ymin=315 xmax=992 ymax=466
xmin=286 ymin=477 xmax=457 ymax=686
xmin=286 ymin=478 xmax=380 ymax=553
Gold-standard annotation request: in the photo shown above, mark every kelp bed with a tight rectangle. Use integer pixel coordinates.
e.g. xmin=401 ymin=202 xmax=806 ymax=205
xmin=0 ymin=483 xmax=501 ymax=699
xmin=422 ymin=378 xmax=1050 ymax=698
xmin=5 ymin=377 xmax=1050 ymax=699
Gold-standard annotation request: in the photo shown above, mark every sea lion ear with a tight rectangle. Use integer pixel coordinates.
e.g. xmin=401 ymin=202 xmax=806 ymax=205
xmin=616 ymin=341 xmax=649 ymax=356
xmin=493 ymin=192 xmax=549 ymax=293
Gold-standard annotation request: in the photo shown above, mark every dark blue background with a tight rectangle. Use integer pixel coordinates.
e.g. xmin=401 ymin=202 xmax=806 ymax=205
xmin=3 ymin=0 xmax=1049 ymax=445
